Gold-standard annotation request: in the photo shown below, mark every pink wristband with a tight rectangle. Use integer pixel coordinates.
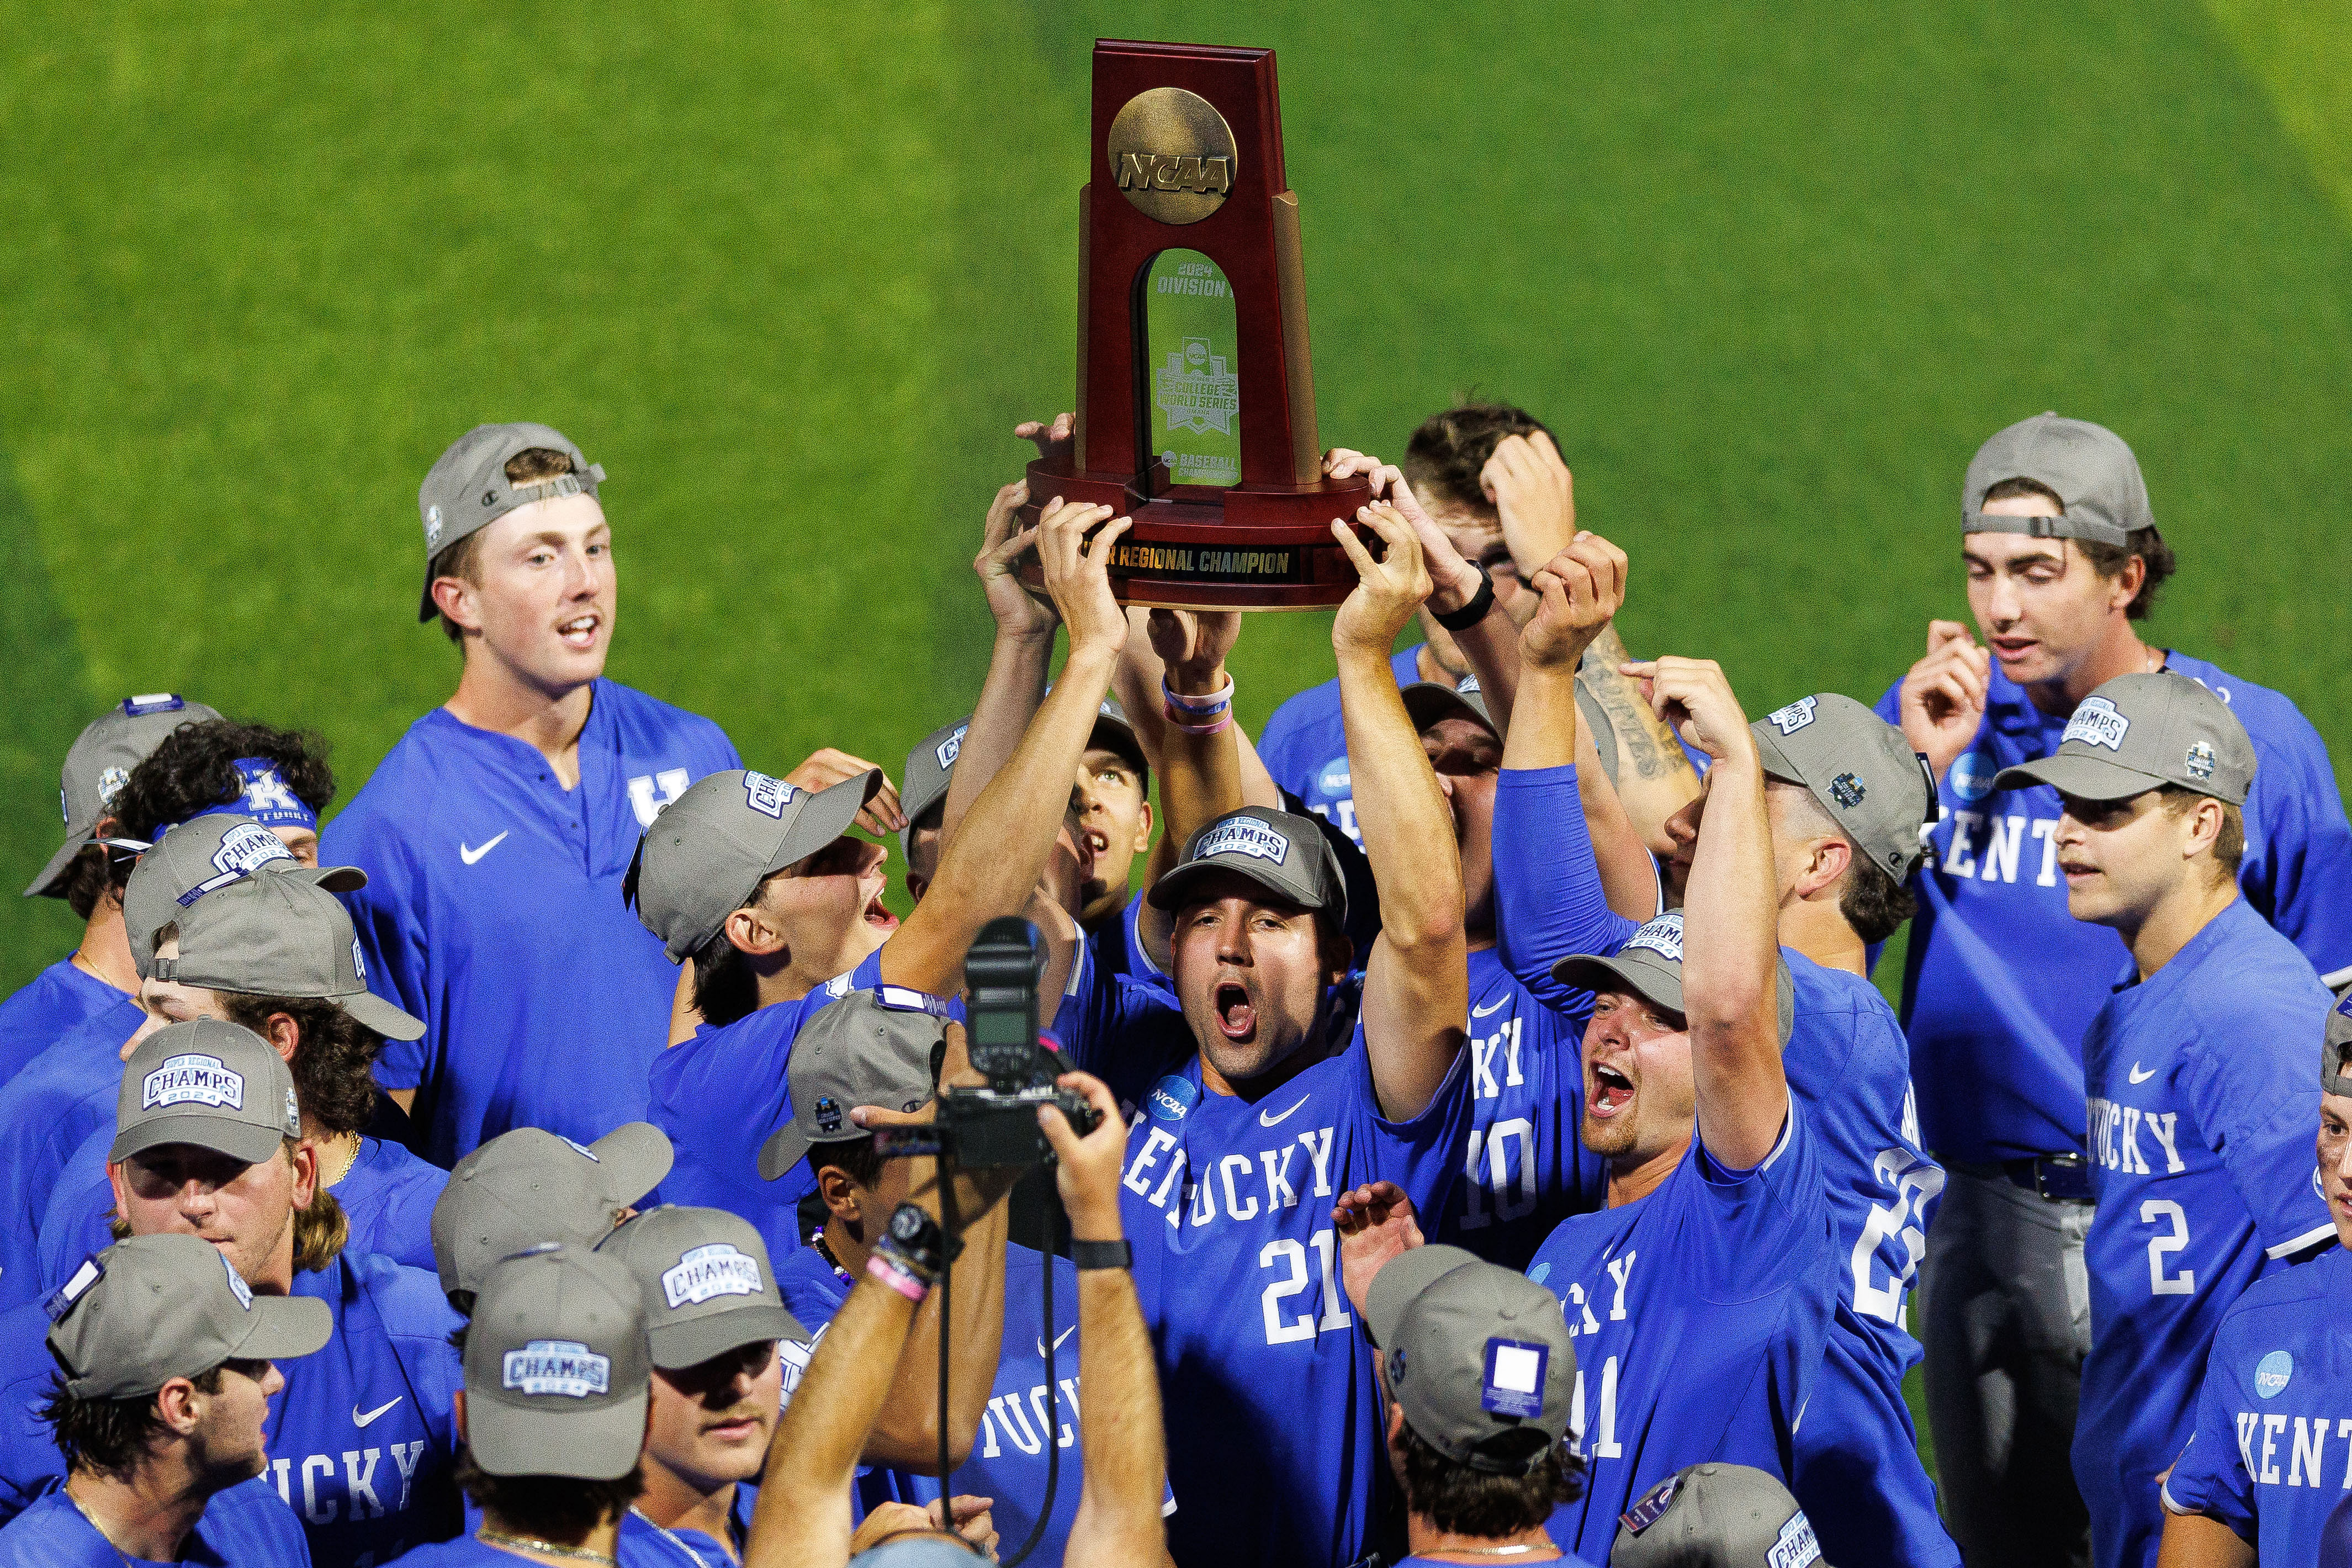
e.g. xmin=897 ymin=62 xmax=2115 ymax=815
xmin=1162 ymin=702 xmax=1233 ymax=735
xmin=867 ymin=1253 xmax=930 ymax=1302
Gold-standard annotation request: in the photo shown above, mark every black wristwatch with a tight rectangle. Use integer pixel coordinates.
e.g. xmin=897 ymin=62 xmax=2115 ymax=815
xmin=1071 ymin=1238 xmax=1133 ymax=1272
xmin=876 ymin=1203 xmax=961 ymax=1284
xmin=1432 ymin=565 xmax=1495 ymax=632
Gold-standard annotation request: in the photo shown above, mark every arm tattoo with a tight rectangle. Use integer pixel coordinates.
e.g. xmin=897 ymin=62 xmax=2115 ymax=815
xmin=1581 ymin=626 xmax=1689 ymax=781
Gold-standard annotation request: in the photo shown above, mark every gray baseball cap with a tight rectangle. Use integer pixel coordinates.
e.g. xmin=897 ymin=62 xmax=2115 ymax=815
xmin=463 ymin=1244 xmax=650 ymax=1480
xmin=1963 ymin=412 xmax=2152 ymax=548
xmin=1991 ymin=672 xmax=2254 ymax=806
xmin=416 ymin=422 xmax=605 ymax=621
xmin=628 ymin=767 xmax=883 ymax=962
xmin=1552 ymin=913 xmax=1794 ymax=1042
xmin=27 ymin=695 xmax=224 ymax=898
xmin=1750 ymin=694 xmax=1935 ymax=880
xmin=45 ymin=1233 xmax=332 ymax=1400
xmin=123 ymin=815 xmax=365 ymax=979
xmin=151 ymin=872 xmax=423 ymax=1041
xmin=2322 ymin=993 xmax=2352 ymax=1095
xmin=852 ymin=1541 xmax=994 ymax=1567
xmin=1401 ymin=678 xmax=1497 ymax=741
xmin=1365 ymin=1243 xmax=1575 ymax=1474
xmin=1087 ymin=696 xmax=1148 ymax=778
xmin=757 ymin=988 xmax=942 ymax=1182
xmin=110 ymin=1019 xmax=303 ymax=1166
xmin=433 ymin=1124 xmax=675 ymax=1304
xmin=597 ymin=1206 xmax=806 ymax=1369
xmin=900 ymin=717 xmax=972 ymax=859
xmin=1613 ymin=1463 xmax=1830 ymax=1568
xmin=1147 ymin=806 xmax=1349 ymax=929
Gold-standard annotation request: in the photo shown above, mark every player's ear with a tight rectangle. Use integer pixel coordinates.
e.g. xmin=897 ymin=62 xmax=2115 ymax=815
xmin=430 ymin=575 xmax=481 ymax=634
xmin=817 ymin=1164 xmax=861 ymax=1225
xmin=1803 ymin=835 xmax=1851 ymax=902
xmin=1133 ymin=799 xmax=1156 ymax=854
xmin=262 ymin=1012 xmax=301 ymax=1065
xmin=724 ymin=902 xmax=787 ymax=960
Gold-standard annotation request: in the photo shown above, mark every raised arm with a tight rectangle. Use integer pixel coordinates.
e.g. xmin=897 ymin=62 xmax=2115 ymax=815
xmin=1580 ymin=622 xmax=1702 ymax=852
xmin=1639 ymin=658 xmax=1786 ymax=1168
xmin=880 ymin=497 xmax=1129 ymax=995
xmin=1040 ymin=1071 xmax=1174 ymax=1568
xmin=1335 ymin=502 xmax=1466 ymax=1121
xmin=938 ymin=479 xmax=1062 ymax=846
xmin=1127 ymin=609 xmax=1248 ymax=973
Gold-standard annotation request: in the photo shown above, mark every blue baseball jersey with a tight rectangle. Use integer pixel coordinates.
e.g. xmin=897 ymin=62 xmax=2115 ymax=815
xmin=1256 ymin=645 xmax=1424 ymax=844
xmin=1121 ymin=1014 xmax=1470 ymax=1568
xmin=2076 ymin=898 xmax=2335 ymax=1568
xmin=0 ymin=1010 xmax=136 ymax=1314
xmin=616 ymin=1493 xmax=753 ymax=1568
xmin=1527 ymin=1111 xmax=1835 ymax=1561
xmin=0 ymin=960 xmax=127 ymax=1088
xmin=38 ymin=1133 xmax=448 ymax=1294
xmin=322 ymin=680 xmax=739 ymax=1164
xmin=1491 ymin=765 xmax=1954 ymax=1566
xmin=1084 ymin=889 xmax=1157 ymax=985
xmin=1874 ymin=652 xmax=2352 ymax=1165
xmin=2163 ymin=1244 xmax=2352 ymax=1566
xmin=0 ymin=1475 xmax=311 ymax=1567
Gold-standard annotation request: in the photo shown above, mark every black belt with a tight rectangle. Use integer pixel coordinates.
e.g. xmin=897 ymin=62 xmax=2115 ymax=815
xmin=1953 ymin=1154 xmax=2095 ymax=1204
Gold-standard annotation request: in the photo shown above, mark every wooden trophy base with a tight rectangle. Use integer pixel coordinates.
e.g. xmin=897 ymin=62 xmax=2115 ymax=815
xmin=1014 ymin=456 xmax=1374 ymax=609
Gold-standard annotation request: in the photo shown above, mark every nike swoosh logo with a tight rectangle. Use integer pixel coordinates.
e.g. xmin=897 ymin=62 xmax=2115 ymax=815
xmin=1036 ymin=1326 xmax=1077 ymax=1357
xmin=1259 ymin=1094 xmax=1312 ymax=1129
xmin=353 ymin=1397 xmax=402 ymax=1428
xmin=2128 ymin=1062 xmax=2157 ymax=1084
xmin=459 ymin=831 xmax=510 ymax=866
xmin=1471 ymin=995 xmax=1509 ymax=1019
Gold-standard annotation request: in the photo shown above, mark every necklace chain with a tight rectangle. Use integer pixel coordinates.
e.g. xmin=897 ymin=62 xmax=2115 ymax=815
xmin=629 ymin=1505 xmax=735 ymax=1567
xmin=319 ymin=1131 xmax=362 ymax=1188
xmin=477 ymin=1525 xmax=620 ymax=1565
xmin=63 ymin=1486 xmax=135 ymax=1568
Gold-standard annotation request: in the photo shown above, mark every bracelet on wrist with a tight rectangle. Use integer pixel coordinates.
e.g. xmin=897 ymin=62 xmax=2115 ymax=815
xmin=1161 ymin=703 xmax=1233 ymax=735
xmin=1071 ymin=1238 xmax=1133 ymax=1272
xmin=866 ymin=1252 xmax=931 ymax=1302
xmin=872 ymin=1202 xmax=957 ymax=1290
xmin=1161 ymin=674 xmax=1235 ymax=715
xmin=1432 ymin=565 xmax=1496 ymax=632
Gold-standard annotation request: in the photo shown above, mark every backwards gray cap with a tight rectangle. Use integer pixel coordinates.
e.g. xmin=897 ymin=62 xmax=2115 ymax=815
xmin=1551 ymin=913 xmax=1795 ymax=1042
xmin=111 ymin=1018 xmax=303 ymax=1166
xmin=1147 ymin=806 xmax=1349 ymax=929
xmin=1613 ymin=1463 xmax=1830 ymax=1568
xmin=899 ymin=717 xmax=972 ymax=859
xmin=1991 ymin=672 xmax=2254 ymax=806
xmin=27 ymin=695 xmax=224 ymax=898
xmin=757 ymin=988 xmax=943 ymax=1182
xmin=433 ymin=1124 xmax=674 ymax=1304
xmin=629 ymin=767 xmax=883 ymax=962
xmin=1365 ymin=1243 xmax=1575 ymax=1473
xmin=416 ymin=422 xmax=604 ymax=621
xmin=123 ymin=815 xmax=365 ymax=979
xmin=463 ymin=1243 xmax=650 ymax=1480
xmin=1750 ymin=694 xmax=1935 ymax=880
xmin=1963 ymin=412 xmax=2152 ymax=549
xmin=152 ymin=872 xmax=422 ymax=1041
xmin=2323 ymin=993 xmax=2352 ymax=1095
xmin=46 ymin=1233 xmax=331 ymax=1400
xmin=597 ymin=1205 xmax=807 ymax=1369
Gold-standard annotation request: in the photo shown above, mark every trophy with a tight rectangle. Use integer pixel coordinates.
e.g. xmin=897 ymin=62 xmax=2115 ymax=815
xmin=1018 ymin=40 xmax=1371 ymax=608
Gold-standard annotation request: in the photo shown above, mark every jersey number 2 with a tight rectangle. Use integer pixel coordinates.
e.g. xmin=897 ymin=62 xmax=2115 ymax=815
xmin=2142 ymin=1199 xmax=2195 ymax=1296
xmin=1260 ymin=1231 xmax=1352 ymax=1345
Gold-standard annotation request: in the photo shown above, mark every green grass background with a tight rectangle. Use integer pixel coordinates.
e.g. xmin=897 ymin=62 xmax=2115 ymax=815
xmin=9 ymin=0 xmax=2352 ymax=1481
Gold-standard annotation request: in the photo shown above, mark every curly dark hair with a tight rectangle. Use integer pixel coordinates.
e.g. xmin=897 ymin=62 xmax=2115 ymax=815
xmin=1979 ymin=476 xmax=2176 ymax=621
xmin=57 ymin=845 xmax=120 ymax=923
xmin=215 ymin=993 xmax=384 ymax=1137
xmin=1394 ymin=1417 xmax=1585 ymax=1537
xmin=454 ymin=1449 xmax=644 ymax=1535
xmin=1402 ymin=403 xmax=1553 ymax=513
xmin=39 ymin=1364 xmax=232 ymax=1480
xmin=110 ymin=720 xmax=335 ymax=847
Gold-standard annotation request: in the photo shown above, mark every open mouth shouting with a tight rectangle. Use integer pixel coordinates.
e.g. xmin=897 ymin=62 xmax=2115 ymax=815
xmin=1587 ymin=1061 xmax=1636 ymax=1121
xmin=862 ymin=887 xmax=898 ymax=934
xmin=1214 ymin=980 xmax=1257 ymax=1042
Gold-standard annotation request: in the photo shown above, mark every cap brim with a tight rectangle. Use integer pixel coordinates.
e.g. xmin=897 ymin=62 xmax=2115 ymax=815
xmin=465 ymin=1386 xmax=650 ymax=1480
xmin=25 ymin=831 xmax=91 ymax=898
xmin=1087 ymin=715 xmax=1150 ymax=777
xmin=1146 ymin=856 xmax=1323 ymax=915
xmin=229 ymin=1294 xmax=335 ymax=1364
xmin=1401 ymin=685 xmax=1496 ymax=740
xmin=1747 ymin=724 xmax=1805 ymax=788
xmin=756 ymin=1124 xmax=812 ymax=1184
xmin=1363 ymin=1242 xmax=1483 ymax=1350
xmin=1549 ymin=950 xmax=1684 ymax=1018
xmin=767 ymin=770 xmax=884 ymax=877
xmin=1990 ymin=753 xmax=2168 ymax=803
xmin=589 ymin=1122 xmax=674 ymax=1206
xmin=338 ymin=987 xmax=426 ymax=1042
xmin=111 ymin=1113 xmax=286 ymax=1168
xmin=292 ymin=864 xmax=367 ymax=895
xmin=648 ymin=1304 xmax=807 ymax=1370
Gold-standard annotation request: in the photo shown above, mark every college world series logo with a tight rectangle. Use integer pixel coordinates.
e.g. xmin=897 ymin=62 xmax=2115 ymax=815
xmin=1154 ymin=337 xmax=1239 ymax=437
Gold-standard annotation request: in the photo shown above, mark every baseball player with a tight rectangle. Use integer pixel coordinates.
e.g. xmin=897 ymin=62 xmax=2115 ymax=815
xmin=0 ymin=1233 xmax=326 ymax=1568
xmin=598 ymin=1206 xmax=808 ymax=1567
xmin=110 ymin=717 xmax=337 ymax=868
xmin=39 ymin=867 xmax=439 ymax=1286
xmin=1877 ymin=414 xmax=2352 ymax=1564
xmin=431 ymin=1123 xmax=673 ymax=1316
xmin=634 ymin=495 xmax=1130 ymax=1235
xmin=1610 ymin=1465 xmax=1830 ymax=1568
xmin=0 ymin=1020 xmax=467 ymax=1565
xmin=1990 ymin=672 xmax=2335 ymax=1568
xmin=2155 ymin=996 xmax=2352 ymax=1566
xmin=3 ymin=695 xmax=221 ymax=1082
xmin=324 ymin=421 xmax=902 ymax=1163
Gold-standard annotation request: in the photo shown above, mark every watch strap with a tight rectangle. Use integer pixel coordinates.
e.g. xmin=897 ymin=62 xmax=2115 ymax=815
xmin=1072 ymin=1238 xmax=1132 ymax=1272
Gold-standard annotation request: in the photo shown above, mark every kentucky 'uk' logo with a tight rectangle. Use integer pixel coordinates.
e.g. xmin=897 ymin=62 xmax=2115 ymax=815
xmin=144 ymin=1054 xmax=245 ymax=1111
xmin=2063 ymin=696 xmax=2130 ymax=751
xmin=1154 ymin=338 xmax=1239 ymax=437
xmin=1196 ymin=818 xmax=1289 ymax=865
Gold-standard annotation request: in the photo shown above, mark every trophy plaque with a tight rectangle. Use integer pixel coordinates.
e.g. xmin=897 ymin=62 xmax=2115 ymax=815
xmin=1019 ymin=40 xmax=1371 ymax=608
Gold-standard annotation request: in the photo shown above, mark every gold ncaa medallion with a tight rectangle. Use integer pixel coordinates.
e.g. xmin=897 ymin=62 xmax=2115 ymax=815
xmin=1106 ymin=87 xmax=1238 ymax=225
